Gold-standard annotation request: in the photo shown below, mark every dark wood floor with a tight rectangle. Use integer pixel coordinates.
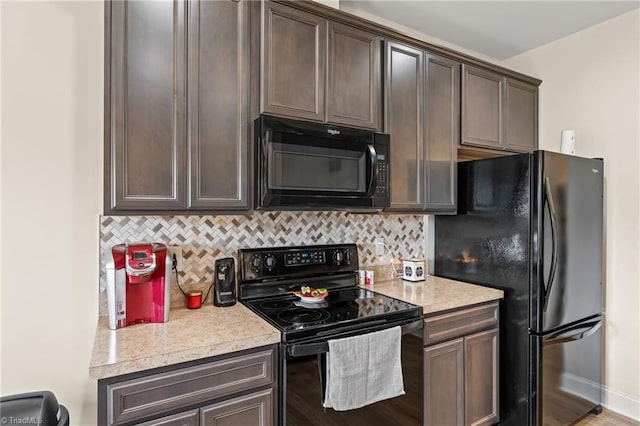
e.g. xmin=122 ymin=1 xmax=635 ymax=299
xmin=285 ymin=333 xmax=424 ymax=426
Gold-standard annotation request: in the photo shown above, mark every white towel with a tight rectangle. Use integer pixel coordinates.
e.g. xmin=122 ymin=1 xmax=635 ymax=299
xmin=323 ymin=326 xmax=405 ymax=411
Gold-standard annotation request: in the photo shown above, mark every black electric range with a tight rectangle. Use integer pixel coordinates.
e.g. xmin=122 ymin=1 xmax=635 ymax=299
xmin=238 ymin=244 xmax=423 ymax=342
xmin=238 ymin=244 xmax=424 ymax=426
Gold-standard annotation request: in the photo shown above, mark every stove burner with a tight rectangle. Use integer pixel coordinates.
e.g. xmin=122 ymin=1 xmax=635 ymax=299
xmin=259 ymin=300 xmax=294 ymax=310
xmin=277 ymin=308 xmax=331 ymax=325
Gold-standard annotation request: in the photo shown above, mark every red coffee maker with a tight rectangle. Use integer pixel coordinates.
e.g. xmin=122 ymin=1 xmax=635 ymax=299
xmin=106 ymin=243 xmax=172 ymax=330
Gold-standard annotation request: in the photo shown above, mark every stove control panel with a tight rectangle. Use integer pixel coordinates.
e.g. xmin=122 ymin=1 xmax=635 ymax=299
xmin=285 ymin=250 xmax=326 ymax=266
xmin=238 ymin=244 xmax=359 ymax=282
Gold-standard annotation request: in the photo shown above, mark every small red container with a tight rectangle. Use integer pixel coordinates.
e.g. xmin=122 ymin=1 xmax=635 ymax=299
xmin=187 ymin=291 xmax=203 ymax=309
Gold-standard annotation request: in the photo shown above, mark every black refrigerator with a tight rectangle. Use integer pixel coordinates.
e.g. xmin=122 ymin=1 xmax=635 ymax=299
xmin=434 ymin=151 xmax=603 ymax=426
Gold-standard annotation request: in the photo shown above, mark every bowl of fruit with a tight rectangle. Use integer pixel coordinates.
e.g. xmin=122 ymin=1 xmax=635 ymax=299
xmin=293 ymin=286 xmax=328 ymax=303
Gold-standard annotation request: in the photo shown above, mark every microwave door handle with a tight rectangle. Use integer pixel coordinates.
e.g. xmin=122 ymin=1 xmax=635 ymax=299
xmin=366 ymin=144 xmax=378 ymax=196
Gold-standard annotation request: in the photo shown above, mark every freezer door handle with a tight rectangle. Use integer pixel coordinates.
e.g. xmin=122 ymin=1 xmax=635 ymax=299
xmin=543 ymin=320 xmax=602 ymax=346
xmin=543 ymin=176 xmax=559 ymax=312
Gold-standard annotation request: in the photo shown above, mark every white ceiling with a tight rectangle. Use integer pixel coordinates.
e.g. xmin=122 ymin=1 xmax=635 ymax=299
xmin=340 ymin=1 xmax=640 ymax=60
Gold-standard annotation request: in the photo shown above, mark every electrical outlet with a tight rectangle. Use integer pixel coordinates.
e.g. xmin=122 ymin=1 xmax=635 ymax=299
xmin=375 ymin=238 xmax=385 ymax=256
xmin=167 ymin=245 xmax=183 ymax=270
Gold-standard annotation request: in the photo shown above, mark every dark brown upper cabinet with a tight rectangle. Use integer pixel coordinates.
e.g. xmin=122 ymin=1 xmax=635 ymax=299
xmin=107 ymin=0 xmax=188 ymax=211
xmin=326 ymin=22 xmax=381 ymax=129
xmin=504 ymin=78 xmax=538 ymax=153
xmin=260 ymin=2 xmax=325 ymax=122
xmin=105 ymin=0 xmax=250 ymax=214
xmin=188 ymin=0 xmax=250 ymax=210
xmin=385 ymin=41 xmax=424 ymax=211
xmin=384 ymin=40 xmax=458 ymax=213
xmin=260 ymin=1 xmax=381 ymax=130
xmin=462 ymin=64 xmax=538 ymax=154
xmin=424 ymin=53 xmax=459 ymax=213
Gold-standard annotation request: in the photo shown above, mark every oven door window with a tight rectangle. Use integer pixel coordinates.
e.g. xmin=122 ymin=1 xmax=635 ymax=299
xmin=268 ymin=142 xmax=367 ymax=194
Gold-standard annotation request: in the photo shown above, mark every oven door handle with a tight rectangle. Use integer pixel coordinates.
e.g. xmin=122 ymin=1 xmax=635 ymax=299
xmin=287 ymin=319 xmax=423 ymax=358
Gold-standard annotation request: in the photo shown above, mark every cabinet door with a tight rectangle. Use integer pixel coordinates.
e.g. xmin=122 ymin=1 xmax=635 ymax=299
xmin=327 ymin=22 xmax=380 ymax=129
xmin=187 ymin=0 xmax=249 ymax=210
xmin=461 ymin=65 xmax=503 ymax=150
xmin=464 ymin=328 xmax=499 ymax=426
xmin=504 ymin=78 xmax=538 ymax=152
xmin=384 ymin=41 xmax=425 ymax=211
xmin=261 ymin=2 xmax=325 ymax=122
xmin=201 ymin=388 xmax=273 ymax=426
xmin=424 ymin=339 xmax=464 ymax=426
xmin=107 ymin=0 xmax=187 ymax=211
xmin=138 ymin=409 xmax=199 ymax=426
xmin=424 ymin=53 xmax=459 ymax=213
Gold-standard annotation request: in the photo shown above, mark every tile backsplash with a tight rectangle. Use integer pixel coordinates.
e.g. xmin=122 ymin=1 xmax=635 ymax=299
xmin=99 ymin=212 xmax=424 ymax=313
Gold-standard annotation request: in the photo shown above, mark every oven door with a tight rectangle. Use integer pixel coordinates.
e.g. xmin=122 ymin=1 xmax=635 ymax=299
xmin=255 ymin=116 xmax=390 ymax=210
xmin=281 ymin=320 xmax=423 ymax=426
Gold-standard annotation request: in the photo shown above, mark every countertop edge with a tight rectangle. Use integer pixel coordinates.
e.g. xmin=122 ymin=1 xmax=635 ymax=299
xmin=89 ymin=332 xmax=280 ymax=380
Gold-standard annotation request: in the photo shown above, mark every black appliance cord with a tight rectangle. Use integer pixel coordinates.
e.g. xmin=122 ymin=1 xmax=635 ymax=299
xmin=172 ymin=254 xmax=214 ymax=303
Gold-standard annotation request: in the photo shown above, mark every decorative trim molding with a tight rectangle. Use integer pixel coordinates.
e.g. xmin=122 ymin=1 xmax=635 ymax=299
xmin=561 ymin=372 xmax=640 ymax=421
xmin=603 ymin=385 xmax=640 ymax=421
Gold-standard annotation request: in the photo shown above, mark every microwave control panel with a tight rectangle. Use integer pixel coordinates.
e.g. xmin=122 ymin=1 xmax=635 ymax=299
xmin=373 ymin=145 xmax=389 ymax=197
xmin=375 ymin=160 xmax=388 ymax=196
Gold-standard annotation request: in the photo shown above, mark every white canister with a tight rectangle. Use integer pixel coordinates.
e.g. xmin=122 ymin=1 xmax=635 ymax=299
xmin=402 ymin=258 xmax=425 ymax=282
xmin=365 ymin=270 xmax=374 ymax=286
xmin=560 ymin=130 xmax=576 ymax=155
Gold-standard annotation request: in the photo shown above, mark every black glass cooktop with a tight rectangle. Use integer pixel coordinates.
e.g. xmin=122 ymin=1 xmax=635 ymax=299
xmin=243 ymin=287 xmax=422 ymax=343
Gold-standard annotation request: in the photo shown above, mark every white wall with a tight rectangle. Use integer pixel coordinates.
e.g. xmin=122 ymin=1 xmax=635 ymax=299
xmin=0 ymin=1 xmax=102 ymax=424
xmin=504 ymin=10 xmax=640 ymax=419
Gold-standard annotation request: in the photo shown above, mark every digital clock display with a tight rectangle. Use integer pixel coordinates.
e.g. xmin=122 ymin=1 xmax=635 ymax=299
xmin=132 ymin=252 xmax=148 ymax=260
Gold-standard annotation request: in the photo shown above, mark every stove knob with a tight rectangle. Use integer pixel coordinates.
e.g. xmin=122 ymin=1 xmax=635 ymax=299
xmin=265 ymin=254 xmax=276 ymax=269
xmin=344 ymin=249 xmax=353 ymax=264
xmin=250 ymin=254 xmax=263 ymax=271
xmin=333 ymin=250 xmax=344 ymax=264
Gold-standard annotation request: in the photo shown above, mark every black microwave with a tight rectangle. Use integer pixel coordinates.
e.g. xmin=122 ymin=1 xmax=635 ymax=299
xmin=255 ymin=116 xmax=390 ymax=211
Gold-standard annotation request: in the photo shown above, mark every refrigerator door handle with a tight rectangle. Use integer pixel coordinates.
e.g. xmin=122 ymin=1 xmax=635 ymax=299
xmin=543 ymin=320 xmax=602 ymax=346
xmin=543 ymin=176 xmax=559 ymax=312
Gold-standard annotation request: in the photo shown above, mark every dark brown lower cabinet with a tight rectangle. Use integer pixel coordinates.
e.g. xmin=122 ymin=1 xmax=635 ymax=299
xmin=137 ymin=409 xmax=199 ymax=426
xmin=424 ymin=339 xmax=464 ymax=426
xmin=201 ymin=389 xmax=273 ymax=426
xmin=465 ymin=329 xmax=500 ymax=426
xmin=423 ymin=302 xmax=500 ymax=426
xmin=97 ymin=346 xmax=277 ymax=426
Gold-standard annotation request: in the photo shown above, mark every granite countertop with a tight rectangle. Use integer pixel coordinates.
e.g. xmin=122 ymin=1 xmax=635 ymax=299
xmin=364 ymin=275 xmax=504 ymax=315
xmin=90 ymin=275 xmax=502 ymax=380
xmin=89 ymin=303 xmax=280 ymax=380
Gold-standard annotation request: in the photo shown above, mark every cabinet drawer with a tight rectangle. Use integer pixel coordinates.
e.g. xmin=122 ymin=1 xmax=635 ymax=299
xmin=107 ymin=349 xmax=274 ymax=425
xmin=137 ymin=409 xmax=199 ymax=426
xmin=201 ymin=388 xmax=273 ymax=426
xmin=424 ymin=302 xmax=498 ymax=346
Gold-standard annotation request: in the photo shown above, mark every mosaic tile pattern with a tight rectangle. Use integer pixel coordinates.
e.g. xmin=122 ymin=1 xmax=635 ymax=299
xmin=99 ymin=212 xmax=424 ymax=312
